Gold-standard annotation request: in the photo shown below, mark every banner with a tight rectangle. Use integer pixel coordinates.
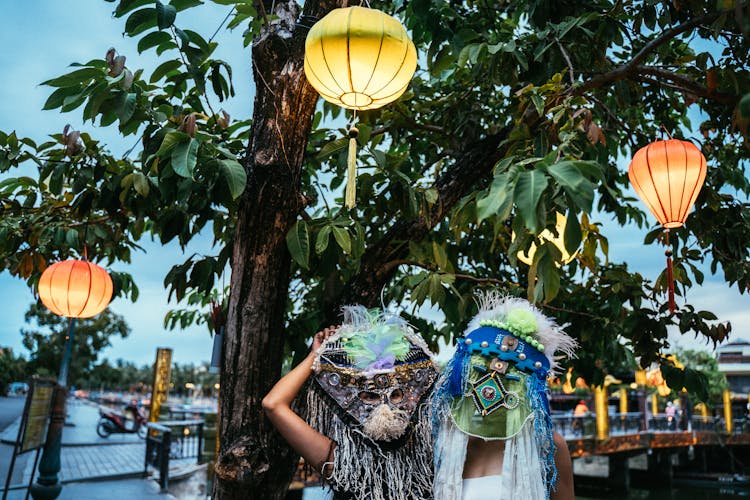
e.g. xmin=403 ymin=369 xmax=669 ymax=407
xmin=149 ymin=348 xmax=172 ymax=423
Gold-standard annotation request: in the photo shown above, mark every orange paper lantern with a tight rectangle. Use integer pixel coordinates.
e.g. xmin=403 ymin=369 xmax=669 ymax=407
xmin=628 ymin=138 xmax=707 ymax=313
xmin=627 ymin=139 xmax=706 ymax=229
xmin=38 ymin=260 xmax=113 ymax=318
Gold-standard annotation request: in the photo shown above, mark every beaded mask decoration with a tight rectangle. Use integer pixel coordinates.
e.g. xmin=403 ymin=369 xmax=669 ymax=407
xmin=312 ymin=308 xmax=437 ymax=441
xmin=307 ymin=306 xmax=437 ymax=500
xmin=432 ymin=292 xmax=576 ymax=500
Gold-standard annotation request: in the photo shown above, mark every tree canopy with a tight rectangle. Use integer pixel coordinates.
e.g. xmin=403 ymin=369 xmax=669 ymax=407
xmin=1 ymin=0 xmax=749 ymax=496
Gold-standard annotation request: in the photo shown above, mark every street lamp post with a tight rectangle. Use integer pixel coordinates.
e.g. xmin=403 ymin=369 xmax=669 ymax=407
xmin=30 ymin=257 xmax=113 ymax=500
xmin=29 ymin=318 xmax=76 ymax=500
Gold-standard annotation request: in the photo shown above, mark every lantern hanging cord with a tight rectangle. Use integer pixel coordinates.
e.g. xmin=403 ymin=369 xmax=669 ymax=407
xmin=82 ymin=221 xmax=89 ymax=261
xmin=664 ymin=229 xmax=676 ymax=314
xmin=658 ymin=124 xmax=674 ymax=140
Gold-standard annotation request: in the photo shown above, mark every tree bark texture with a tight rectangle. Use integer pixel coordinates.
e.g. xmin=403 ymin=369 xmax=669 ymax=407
xmin=214 ymin=0 xmax=341 ymax=498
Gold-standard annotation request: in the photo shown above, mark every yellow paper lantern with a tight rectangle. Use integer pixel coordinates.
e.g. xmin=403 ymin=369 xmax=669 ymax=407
xmin=516 ymin=212 xmax=577 ymax=265
xmin=304 ymin=6 xmax=417 ymax=209
xmin=304 ymin=6 xmax=417 ymax=111
xmin=38 ymin=259 xmax=113 ymax=318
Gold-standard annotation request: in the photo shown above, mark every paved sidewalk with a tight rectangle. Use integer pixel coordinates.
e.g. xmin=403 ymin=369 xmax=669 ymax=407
xmin=3 ymin=477 xmax=174 ymax=499
xmin=19 ymin=443 xmax=145 ymax=484
xmin=1 ymin=400 xmax=141 ymax=446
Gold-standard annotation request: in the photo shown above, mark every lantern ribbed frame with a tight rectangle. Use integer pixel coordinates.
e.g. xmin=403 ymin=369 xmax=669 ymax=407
xmin=628 ymin=139 xmax=707 ymax=229
xmin=38 ymin=260 xmax=113 ymax=318
xmin=303 ymin=6 xmax=417 ymax=111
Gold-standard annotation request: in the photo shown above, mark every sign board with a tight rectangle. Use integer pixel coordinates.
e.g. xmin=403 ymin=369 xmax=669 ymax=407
xmin=149 ymin=348 xmax=173 ymax=423
xmin=3 ymin=378 xmax=55 ymax=500
xmin=20 ymin=380 xmax=55 ymax=453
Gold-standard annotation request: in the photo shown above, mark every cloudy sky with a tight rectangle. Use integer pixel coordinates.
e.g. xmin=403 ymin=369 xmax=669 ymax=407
xmin=0 ymin=2 xmax=747 ymax=368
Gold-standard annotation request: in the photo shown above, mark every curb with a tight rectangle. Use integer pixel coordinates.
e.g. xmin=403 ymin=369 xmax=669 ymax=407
xmin=4 ymin=471 xmax=150 ymax=492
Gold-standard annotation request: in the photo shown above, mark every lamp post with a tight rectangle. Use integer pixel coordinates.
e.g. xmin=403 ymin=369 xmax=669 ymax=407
xmin=30 ymin=259 xmax=112 ymax=500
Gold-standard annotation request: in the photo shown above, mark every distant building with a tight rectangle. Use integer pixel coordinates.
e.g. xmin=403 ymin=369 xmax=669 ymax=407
xmin=717 ymin=339 xmax=750 ymax=394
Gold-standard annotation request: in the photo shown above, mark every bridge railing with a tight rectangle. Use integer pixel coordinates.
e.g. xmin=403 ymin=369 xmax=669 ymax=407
xmin=608 ymin=412 xmax=642 ymax=435
xmin=552 ymin=414 xmax=596 ymax=438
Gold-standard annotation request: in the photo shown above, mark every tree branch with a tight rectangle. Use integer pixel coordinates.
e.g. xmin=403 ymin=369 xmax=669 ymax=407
xmin=634 ymin=65 xmax=739 ymax=105
xmin=574 ymin=10 xmax=723 ymax=95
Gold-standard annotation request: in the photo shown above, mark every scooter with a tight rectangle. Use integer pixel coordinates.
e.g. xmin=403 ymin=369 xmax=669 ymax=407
xmin=97 ymin=400 xmax=148 ymax=439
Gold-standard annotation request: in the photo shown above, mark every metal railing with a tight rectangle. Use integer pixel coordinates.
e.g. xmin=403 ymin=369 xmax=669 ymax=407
xmin=144 ymin=419 xmax=204 ymax=491
xmin=608 ymin=412 xmax=642 ymax=435
xmin=552 ymin=414 xmax=596 ymax=438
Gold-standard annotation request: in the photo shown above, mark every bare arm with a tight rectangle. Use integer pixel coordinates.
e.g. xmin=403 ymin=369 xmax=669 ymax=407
xmin=551 ymin=431 xmax=574 ymax=500
xmin=262 ymin=327 xmax=337 ymax=472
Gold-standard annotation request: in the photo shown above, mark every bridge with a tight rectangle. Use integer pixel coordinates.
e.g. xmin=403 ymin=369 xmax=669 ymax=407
xmin=554 ymin=411 xmax=750 ymax=493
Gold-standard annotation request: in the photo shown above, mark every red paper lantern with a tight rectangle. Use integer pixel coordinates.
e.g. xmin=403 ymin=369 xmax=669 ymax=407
xmin=627 ymin=139 xmax=707 ymax=229
xmin=628 ymin=138 xmax=707 ymax=313
xmin=38 ymin=260 xmax=113 ymax=318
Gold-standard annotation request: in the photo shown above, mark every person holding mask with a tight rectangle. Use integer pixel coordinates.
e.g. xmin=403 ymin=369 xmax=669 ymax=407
xmin=432 ymin=292 xmax=576 ymax=500
xmin=263 ymin=306 xmax=438 ymax=500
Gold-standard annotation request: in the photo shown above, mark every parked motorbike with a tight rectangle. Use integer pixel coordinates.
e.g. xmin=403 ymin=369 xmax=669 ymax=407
xmin=97 ymin=400 xmax=148 ymax=439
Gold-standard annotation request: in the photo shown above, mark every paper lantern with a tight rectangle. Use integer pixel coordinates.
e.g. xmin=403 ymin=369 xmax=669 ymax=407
xmin=38 ymin=260 xmax=113 ymax=318
xmin=628 ymin=139 xmax=706 ymax=228
xmin=628 ymin=138 xmax=707 ymax=313
xmin=304 ymin=6 xmax=417 ymax=209
xmin=516 ymin=212 xmax=578 ymax=265
xmin=304 ymin=6 xmax=417 ymax=111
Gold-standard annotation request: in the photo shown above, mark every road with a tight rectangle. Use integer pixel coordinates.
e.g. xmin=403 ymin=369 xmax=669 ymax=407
xmin=0 ymin=396 xmax=29 ymax=490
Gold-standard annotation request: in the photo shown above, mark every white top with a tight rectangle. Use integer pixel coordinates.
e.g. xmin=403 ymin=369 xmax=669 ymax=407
xmin=462 ymin=475 xmax=503 ymax=500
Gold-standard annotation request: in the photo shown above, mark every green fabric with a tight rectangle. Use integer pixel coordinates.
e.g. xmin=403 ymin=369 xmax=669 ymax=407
xmin=449 ymin=356 xmax=533 ymax=439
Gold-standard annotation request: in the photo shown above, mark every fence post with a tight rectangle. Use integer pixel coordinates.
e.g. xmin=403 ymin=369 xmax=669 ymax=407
xmin=143 ymin=434 xmax=150 ymax=478
xmin=197 ymin=422 xmax=204 ymax=465
xmin=160 ymin=429 xmax=171 ymax=492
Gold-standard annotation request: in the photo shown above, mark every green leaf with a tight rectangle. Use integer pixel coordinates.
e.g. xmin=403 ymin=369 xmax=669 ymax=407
xmin=661 ymin=362 xmax=685 ymax=392
xmin=547 ymin=161 xmax=595 ymax=213
xmin=563 ymin=210 xmax=582 ymax=256
xmin=332 ymin=226 xmax=351 ymax=254
xmin=432 ymin=241 xmax=449 ymax=270
xmin=42 ymin=68 xmax=102 ymax=87
xmin=156 ymin=0 xmax=177 ymax=29
xmin=286 ymin=220 xmax=310 ymax=269
xmin=315 ymin=225 xmax=331 ymax=255
xmin=117 ymin=92 xmax=137 ymax=123
xmin=477 ymin=171 xmax=515 ymax=223
xmin=137 ymin=30 xmax=172 ymax=53
xmin=125 ymin=8 xmax=157 ymax=36
xmin=514 ymin=169 xmax=548 ymax=233
xmin=156 ymin=130 xmax=189 ymax=156
xmin=170 ymin=138 xmax=199 ymax=178
xmin=133 ymin=172 xmax=150 ymax=197
xmin=150 ymin=59 xmax=182 ymax=83
xmin=114 ymin=0 xmax=153 ymax=17
xmin=530 ymin=94 xmax=545 ymax=116
xmin=43 ymin=87 xmax=81 ymax=110
xmin=218 ymin=159 xmax=247 ymax=199
xmin=316 ymin=138 xmax=348 ymax=159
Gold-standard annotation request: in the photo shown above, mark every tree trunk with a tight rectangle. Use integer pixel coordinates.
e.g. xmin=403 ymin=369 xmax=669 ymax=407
xmin=213 ymin=1 xmax=340 ymax=498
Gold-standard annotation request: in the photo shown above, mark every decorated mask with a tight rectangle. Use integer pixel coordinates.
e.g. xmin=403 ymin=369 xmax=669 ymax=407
xmin=433 ymin=292 xmax=576 ymax=500
xmin=307 ymin=305 xmax=438 ymax=500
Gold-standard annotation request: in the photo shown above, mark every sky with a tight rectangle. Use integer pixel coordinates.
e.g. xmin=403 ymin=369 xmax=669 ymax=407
xmin=0 ymin=1 xmax=747 ymax=368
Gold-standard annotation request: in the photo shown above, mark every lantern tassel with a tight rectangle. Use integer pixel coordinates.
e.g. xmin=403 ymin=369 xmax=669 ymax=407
xmin=345 ymin=126 xmax=358 ymax=209
xmin=666 ymin=248 xmax=675 ymax=314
